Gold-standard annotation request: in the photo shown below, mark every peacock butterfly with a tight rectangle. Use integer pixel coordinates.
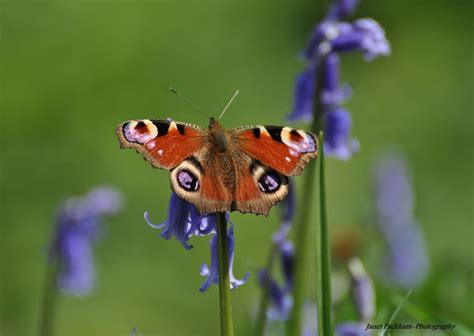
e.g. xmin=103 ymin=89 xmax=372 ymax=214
xmin=115 ymin=117 xmax=317 ymax=216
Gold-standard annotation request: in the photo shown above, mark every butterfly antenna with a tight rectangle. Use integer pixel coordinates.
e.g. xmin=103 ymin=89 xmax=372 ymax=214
xmin=219 ymin=90 xmax=239 ymax=120
xmin=169 ymin=87 xmax=210 ymax=118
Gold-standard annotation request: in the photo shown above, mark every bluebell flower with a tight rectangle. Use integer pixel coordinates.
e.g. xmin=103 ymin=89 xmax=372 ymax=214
xmin=330 ymin=19 xmax=390 ymax=61
xmin=374 ymin=153 xmax=429 ymax=288
xmin=258 ymin=240 xmax=295 ymax=321
xmin=324 ymin=108 xmax=360 ymax=160
xmin=347 ymin=257 xmax=375 ymax=322
xmin=291 ymin=0 xmax=390 ymax=162
xmin=321 ymin=53 xmax=352 ymax=107
xmin=145 ymin=192 xmax=221 ymax=250
xmin=200 ymin=225 xmax=250 ymax=292
xmin=49 ymin=186 xmax=122 ymax=295
xmin=288 ymin=64 xmax=316 ymax=123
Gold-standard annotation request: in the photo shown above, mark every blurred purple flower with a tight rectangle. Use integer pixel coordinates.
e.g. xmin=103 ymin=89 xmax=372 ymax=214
xmin=49 ymin=186 xmax=123 ymax=295
xmin=330 ymin=19 xmax=390 ymax=61
xmin=347 ymin=257 xmax=375 ymax=321
xmin=258 ymin=240 xmax=295 ymax=321
xmin=374 ymin=153 xmax=429 ymax=288
xmin=144 ymin=192 xmax=220 ymax=250
xmin=324 ymin=108 xmax=360 ymax=160
xmin=199 ymin=225 xmax=250 ymax=292
xmin=288 ymin=65 xmax=316 ymax=123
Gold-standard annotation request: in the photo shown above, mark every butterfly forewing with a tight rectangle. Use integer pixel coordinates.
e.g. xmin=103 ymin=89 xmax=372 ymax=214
xmin=230 ymin=125 xmax=318 ymax=176
xmin=115 ymin=119 xmax=207 ymax=170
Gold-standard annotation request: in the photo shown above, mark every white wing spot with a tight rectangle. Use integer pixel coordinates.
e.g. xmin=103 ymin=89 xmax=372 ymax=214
xmin=158 ymin=149 xmax=163 ymax=156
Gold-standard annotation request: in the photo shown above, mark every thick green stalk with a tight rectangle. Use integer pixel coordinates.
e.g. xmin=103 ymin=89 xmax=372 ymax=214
xmin=39 ymin=260 xmax=58 ymax=336
xmin=287 ymin=161 xmax=317 ymax=336
xmin=317 ymin=133 xmax=333 ymax=336
xmin=216 ymin=212 xmax=234 ymax=336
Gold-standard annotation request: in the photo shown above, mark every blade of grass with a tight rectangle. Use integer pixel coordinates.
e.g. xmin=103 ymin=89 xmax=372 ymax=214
xmin=379 ymin=290 xmax=412 ymax=336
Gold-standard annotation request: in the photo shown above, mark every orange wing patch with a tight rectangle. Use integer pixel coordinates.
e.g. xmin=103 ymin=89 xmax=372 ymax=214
xmin=116 ymin=119 xmax=206 ymax=170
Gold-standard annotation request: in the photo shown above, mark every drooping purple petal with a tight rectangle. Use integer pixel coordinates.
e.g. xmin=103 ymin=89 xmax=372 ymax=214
xmin=279 ymin=240 xmax=295 ymax=290
xmin=287 ymin=65 xmax=316 ymax=123
xmin=324 ymin=108 xmax=360 ymax=160
xmin=320 ymin=53 xmax=352 ymax=107
xmin=145 ymin=192 xmax=219 ymax=250
xmin=330 ymin=19 xmax=390 ymax=61
xmin=258 ymin=270 xmax=293 ymax=321
xmin=199 ymin=225 xmax=249 ymax=292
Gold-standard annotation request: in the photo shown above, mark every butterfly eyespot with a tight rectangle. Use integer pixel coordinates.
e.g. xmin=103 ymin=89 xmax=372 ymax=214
xmin=177 ymin=169 xmax=200 ymax=191
xmin=258 ymin=172 xmax=281 ymax=193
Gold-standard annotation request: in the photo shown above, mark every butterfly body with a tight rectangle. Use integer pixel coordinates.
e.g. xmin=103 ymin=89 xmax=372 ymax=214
xmin=116 ymin=118 xmax=317 ymax=216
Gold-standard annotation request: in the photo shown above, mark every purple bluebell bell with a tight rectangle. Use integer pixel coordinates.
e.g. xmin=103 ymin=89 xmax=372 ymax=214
xmin=324 ymin=108 xmax=360 ymax=160
xmin=258 ymin=240 xmax=295 ymax=321
xmin=321 ymin=53 xmax=352 ymax=107
xmin=145 ymin=192 xmax=221 ymax=250
xmin=49 ymin=186 xmax=122 ymax=295
xmin=288 ymin=64 xmax=316 ymax=123
xmin=374 ymin=153 xmax=429 ymax=288
xmin=347 ymin=257 xmax=375 ymax=321
xmin=200 ymin=225 xmax=250 ymax=292
xmin=330 ymin=19 xmax=390 ymax=61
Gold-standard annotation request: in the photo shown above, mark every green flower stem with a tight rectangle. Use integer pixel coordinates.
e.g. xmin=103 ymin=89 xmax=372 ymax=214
xmin=288 ymin=56 xmax=327 ymax=336
xmin=316 ymin=132 xmax=333 ymax=336
xmin=39 ymin=259 xmax=59 ymax=336
xmin=255 ymin=243 xmax=278 ymax=336
xmin=216 ymin=212 xmax=234 ymax=336
xmin=288 ymin=160 xmax=317 ymax=336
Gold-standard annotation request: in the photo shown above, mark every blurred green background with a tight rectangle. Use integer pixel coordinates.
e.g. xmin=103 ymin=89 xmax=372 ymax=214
xmin=1 ymin=0 xmax=472 ymax=335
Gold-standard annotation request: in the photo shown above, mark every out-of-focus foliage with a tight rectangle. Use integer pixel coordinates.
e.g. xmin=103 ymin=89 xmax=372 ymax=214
xmin=1 ymin=0 xmax=472 ymax=335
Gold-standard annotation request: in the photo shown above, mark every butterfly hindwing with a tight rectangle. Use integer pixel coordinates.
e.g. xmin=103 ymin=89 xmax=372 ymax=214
xmin=169 ymin=147 xmax=233 ymax=214
xmin=230 ymin=125 xmax=318 ymax=176
xmin=232 ymin=151 xmax=289 ymax=215
xmin=115 ymin=119 xmax=207 ymax=170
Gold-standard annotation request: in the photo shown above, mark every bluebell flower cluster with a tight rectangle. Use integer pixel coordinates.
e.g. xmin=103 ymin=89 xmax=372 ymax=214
xmin=49 ymin=186 xmax=123 ymax=295
xmin=262 ymin=253 xmax=377 ymax=335
xmin=258 ymin=240 xmax=295 ymax=321
xmin=288 ymin=0 xmax=390 ymax=160
xmin=146 ymin=192 xmax=249 ymax=292
xmin=374 ymin=153 xmax=429 ymax=288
